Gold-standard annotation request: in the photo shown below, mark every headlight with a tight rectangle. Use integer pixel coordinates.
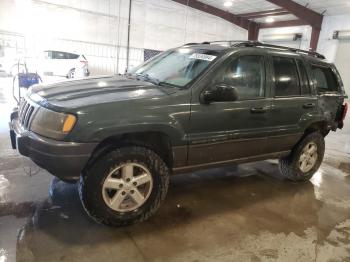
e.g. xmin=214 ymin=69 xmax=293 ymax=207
xmin=30 ymin=107 xmax=77 ymax=140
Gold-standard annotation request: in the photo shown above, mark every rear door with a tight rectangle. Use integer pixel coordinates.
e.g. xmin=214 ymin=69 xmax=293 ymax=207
xmin=265 ymin=55 xmax=317 ymax=153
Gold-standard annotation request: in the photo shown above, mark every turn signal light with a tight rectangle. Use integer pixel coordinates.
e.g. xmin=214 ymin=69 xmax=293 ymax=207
xmin=62 ymin=114 xmax=77 ymax=133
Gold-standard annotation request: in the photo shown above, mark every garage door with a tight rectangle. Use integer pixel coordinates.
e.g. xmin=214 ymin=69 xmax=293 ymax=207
xmin=334 ymin=40 xmax=350 ymax=95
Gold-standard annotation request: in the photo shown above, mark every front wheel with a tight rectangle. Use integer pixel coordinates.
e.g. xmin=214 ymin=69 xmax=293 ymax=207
xmin=279 ymin=132 xmax=325 ymax=182
xmin=78 ymin=146 xmax=170 ymax=226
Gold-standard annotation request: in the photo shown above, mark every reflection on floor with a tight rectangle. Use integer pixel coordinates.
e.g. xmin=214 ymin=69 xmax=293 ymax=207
xmin=0 ymin=76 xmax=349 ymax=262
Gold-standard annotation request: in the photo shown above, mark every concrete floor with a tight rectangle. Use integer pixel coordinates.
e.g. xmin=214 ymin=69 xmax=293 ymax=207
xmin=0 ymin=77 xmax=350 ymax=262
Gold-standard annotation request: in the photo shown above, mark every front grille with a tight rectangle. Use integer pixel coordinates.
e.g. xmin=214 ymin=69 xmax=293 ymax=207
xmin=18 ymin=98 xmax=36 ymax=129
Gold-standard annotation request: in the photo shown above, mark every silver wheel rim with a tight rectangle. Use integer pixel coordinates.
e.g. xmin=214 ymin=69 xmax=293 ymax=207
xmin=299 ymin=142 xmax=318 ymax=173
xmin=102 ymin=163 xmax=153 ymax=212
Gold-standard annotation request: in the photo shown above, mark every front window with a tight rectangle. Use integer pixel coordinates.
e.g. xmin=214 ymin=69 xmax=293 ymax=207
xmin=128 ymin=48 xmax=221 ymax=87
xmin=208 ymin=55 xmax=266 ymax=100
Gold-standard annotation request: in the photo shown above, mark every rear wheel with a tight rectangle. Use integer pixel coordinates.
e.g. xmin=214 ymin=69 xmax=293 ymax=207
xmin=67 ymin=68 xmax=75 ymax=78
xmin=78 ymin=146 xmax=169 ymax=226
xmin=279 ymin=132 xmax=325 ymax=182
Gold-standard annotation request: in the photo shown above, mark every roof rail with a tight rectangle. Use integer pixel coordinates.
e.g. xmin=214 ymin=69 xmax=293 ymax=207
xmin=232 ymin=41 xmax=326 ymax=60
xmin=182 ymin=40 xmax=325 ymax=60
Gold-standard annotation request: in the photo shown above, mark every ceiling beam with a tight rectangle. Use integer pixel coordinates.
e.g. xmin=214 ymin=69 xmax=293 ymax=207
xmin=260 ymin=19 xmax=308 ymax=28
xmin=171 ymin=0 xmax=258 ymax=31
xmin=240 ymin=8 xmax=289 ymax=19
xmin=264 ymin=0 xmax=323 ymax=28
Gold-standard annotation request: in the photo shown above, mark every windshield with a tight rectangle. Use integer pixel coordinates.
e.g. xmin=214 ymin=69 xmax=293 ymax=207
xmin=128 ymin=48 xmax=221 ymax=87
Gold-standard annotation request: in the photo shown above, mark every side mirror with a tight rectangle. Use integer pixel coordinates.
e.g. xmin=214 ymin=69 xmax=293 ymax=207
xmin=202 ymin=84 xmax=238 ymax=103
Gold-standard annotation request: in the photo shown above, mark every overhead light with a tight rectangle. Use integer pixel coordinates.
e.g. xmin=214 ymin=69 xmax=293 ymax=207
xmin=266 ymin=17 xmax=275 ymax=23
xmin=224 ymin=1 xmax=233 ymax=7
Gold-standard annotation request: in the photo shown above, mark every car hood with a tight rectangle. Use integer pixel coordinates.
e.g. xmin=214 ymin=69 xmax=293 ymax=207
xmin=29 ymin=75 xmax=175 ymax=109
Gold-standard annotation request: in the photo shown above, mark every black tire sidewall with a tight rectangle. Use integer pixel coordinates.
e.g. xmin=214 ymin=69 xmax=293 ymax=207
xmin=79 ymin=146 xmax=169 ymax=226
xmin=281 ymin=132 xmax=325 ymax=181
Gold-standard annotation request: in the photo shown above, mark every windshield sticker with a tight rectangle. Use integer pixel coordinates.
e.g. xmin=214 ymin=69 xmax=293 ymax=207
xmin=189 ymin=53 xmax=217 ymax=61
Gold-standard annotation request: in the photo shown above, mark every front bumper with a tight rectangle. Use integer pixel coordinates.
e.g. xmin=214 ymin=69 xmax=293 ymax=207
xmin=10 ymin=113 xmax=97 ymax=181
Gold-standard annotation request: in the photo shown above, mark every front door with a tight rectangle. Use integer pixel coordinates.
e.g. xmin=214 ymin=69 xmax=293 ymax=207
xmin=188 ymin=52 xmax=272 ymax=166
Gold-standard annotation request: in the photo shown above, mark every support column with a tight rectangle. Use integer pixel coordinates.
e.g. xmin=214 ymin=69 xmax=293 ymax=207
xmin=248 ymin=23 xmax=259 ymax=41
xmin=310 ymin=27 xmax=320 ymax=51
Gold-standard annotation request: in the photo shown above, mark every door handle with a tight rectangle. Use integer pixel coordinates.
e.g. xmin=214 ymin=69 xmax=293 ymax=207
xmin=303 ymin=103 xmax=315 ymax=109
xmin=250 ymin=107 xmax=267 ymax=114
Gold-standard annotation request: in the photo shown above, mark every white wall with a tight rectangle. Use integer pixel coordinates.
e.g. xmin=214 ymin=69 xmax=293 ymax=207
xmin=258 ymin=15 xmax=350 ymax=63
xmin=0 ymin=0 xmax=248 ymax=75
xmin=131 ymin=0 xmax=247 ymax=50
xmin=258 ymin=25 xmax=312 ymax=51
xmin=317 ymin=14 xmax=350 ymax=62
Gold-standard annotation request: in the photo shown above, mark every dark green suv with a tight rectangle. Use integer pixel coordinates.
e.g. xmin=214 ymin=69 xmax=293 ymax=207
xmin=9 ymin=41 xmax=348 ymax=226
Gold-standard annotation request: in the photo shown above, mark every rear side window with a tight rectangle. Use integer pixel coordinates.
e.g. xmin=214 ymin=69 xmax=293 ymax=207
xmin=272 ymin=57 xmax=300 ymax=96
xmin=51 ymin=51 xmax=79 ymax=59
xmin=296 ymin=60 xmax=311 ymax=95
xmin=66 ymin=52 xmax=79 ymax=59
xmin=52 ymin=51 xmax=65 ymax=59
xmin=311 ymin=65 xmax=339 ymax=93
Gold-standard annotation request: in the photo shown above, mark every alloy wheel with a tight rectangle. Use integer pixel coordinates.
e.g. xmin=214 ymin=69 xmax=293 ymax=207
xmin=102 ymin=163 xmax=153 ymax=212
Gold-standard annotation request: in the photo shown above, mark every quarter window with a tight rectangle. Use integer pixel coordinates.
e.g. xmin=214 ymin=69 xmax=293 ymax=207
xmin=311 ymin=65 xmax=339 ymax=93
xmin=273 ymin=57 xmax=300 ymax=96
xmin=211 ymin=55 xmax=265 ymax=100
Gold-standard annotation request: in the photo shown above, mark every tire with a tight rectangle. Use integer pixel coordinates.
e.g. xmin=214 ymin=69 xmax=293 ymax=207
xmin=78 ymin=146 xmax=170 ymax=226
xmin=279 ymin=132 xmax=325 ymax=182
xmin=67 ymin=69 xmax=75 ymax=78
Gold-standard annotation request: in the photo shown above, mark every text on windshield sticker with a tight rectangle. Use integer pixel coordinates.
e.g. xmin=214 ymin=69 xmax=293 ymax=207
xmin=189 ymin=53 xmax=217 ymax=61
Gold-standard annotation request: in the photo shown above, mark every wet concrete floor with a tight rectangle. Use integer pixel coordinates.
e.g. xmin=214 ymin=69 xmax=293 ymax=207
xmin=0 ymin=77 xmax=350 ymax=261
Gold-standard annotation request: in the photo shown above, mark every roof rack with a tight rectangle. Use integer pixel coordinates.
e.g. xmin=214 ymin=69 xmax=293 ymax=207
xmin=232 ymin=41 xmax=326 ymax=60
xmin=182 ymin=40 xmax=325 ymax=60
xmin=183 ymin=40 xmax=244 ymax=47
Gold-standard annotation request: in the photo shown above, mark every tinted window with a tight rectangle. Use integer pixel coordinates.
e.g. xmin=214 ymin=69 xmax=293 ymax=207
xmin=66 ymin=52 xmax=79 ymax=59
xmin=51 ymin=51 xmax=79 ymax=59
xmin=52 ymin=51 xmax=65 ymax=59
xmin=311 ymin=65 xmax=339 ymax=93
xmin=296 ymin=60 xmax=311 ymax=95
xmin=211 ymin=55 xmax=265 ymax=100
xmin=273 ymin=57 xmax=300 ymax=96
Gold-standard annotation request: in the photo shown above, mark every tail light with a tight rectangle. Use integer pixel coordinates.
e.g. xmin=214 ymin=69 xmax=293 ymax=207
xmin=341 ymin=103 xmax=348 ymax=121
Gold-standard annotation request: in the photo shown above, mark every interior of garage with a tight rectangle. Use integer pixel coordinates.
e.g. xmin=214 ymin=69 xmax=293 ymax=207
xmin=0 ymin=0 xmax=350 ymax=261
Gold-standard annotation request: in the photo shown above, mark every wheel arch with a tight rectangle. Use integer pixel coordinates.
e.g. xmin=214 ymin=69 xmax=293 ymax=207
xmin=83 ymin=131 xmax=174 ymax=173
xmin=303 ymin=120 xmax=330 ymax=137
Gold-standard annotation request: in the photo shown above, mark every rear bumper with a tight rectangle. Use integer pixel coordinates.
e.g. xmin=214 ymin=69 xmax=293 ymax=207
xmin=10 ymin=114 xmax=97 ymax=181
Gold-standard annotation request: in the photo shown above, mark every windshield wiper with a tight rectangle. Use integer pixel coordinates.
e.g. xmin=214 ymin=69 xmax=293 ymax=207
xmin=134 ymin=73 xmax=180 ymax=88
xmin=136 ymin=73 xmax=160 ymax=85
